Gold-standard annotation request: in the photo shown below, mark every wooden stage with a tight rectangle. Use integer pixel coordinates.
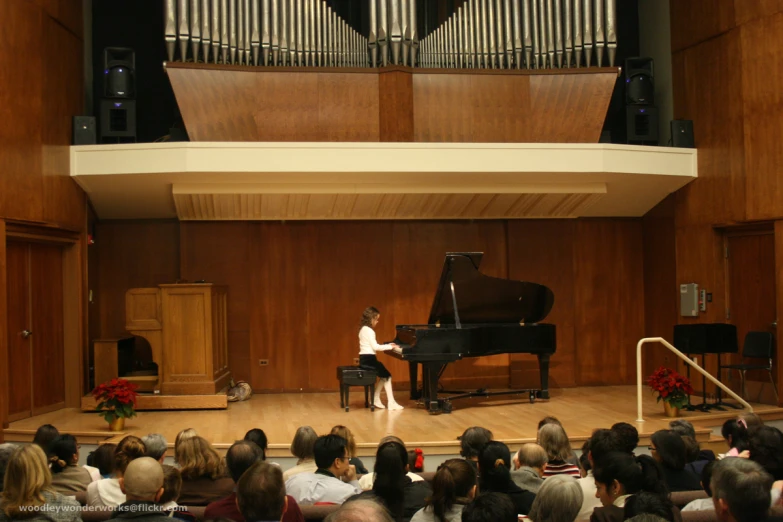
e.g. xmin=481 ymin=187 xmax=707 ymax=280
xmin=5 ymin=386 xmax=783 ymax=456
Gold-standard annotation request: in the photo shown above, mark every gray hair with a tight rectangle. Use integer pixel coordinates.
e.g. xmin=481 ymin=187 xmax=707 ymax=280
xmin=712 ymin=457 xmax=773 ymax=522
xmin=142 ymin=434 xmax=168 ymax=461
xmin=669 ymin=419 xmax=696 ymax=438
xmin=325 ymin=499 xmax=393 ymax=522
xmin=527 ymin=474 xmax=583 ymax=522
xmin=290 ymin=426 xmax=318 ymax=461
xmin=0 ymin=444 xmax=18 ymax=491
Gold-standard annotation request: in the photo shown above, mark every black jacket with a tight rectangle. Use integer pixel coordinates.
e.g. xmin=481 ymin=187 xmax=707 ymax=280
xmin=480 ymin=481 xmax=535 ymax=516
xmin=348 ymin=477 xmax=433 ymax=522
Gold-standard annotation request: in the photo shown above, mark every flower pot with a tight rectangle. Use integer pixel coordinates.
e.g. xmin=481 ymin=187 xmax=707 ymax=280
xmin=663 ymin=402 xmax=680 ymax=418
xmin=109 ymin=417 xmax=125 ymax=431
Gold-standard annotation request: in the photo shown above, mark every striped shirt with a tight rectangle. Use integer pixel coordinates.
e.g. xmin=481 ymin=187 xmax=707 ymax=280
xmin=543 ymin=459 xmax=581 ymax=478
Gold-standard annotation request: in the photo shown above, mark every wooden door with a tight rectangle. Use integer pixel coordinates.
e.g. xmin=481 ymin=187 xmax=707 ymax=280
xmin=726 ymin=232 xmax=777 ymax=402
xmin=4 ymin=242 xmax=65 ymax=420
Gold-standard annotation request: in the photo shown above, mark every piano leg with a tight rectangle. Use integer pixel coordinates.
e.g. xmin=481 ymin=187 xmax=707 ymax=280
xmin=423 ymin=362 xmax=444 ymax=413
xmin=408 ymin=362 xmax=422 ymax=400
xmin=537 ymin=353 xmax=551 ymax=400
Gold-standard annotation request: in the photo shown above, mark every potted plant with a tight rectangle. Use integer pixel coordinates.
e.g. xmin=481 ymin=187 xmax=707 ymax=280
xmin=647 ymin=366 xmax=694 ymax=418
xmin=92 ymin=378 xmax=139 ymax=431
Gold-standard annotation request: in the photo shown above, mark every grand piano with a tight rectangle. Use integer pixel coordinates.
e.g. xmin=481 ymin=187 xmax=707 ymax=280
xmin=385 ymin=252 xmax=556 ymax=414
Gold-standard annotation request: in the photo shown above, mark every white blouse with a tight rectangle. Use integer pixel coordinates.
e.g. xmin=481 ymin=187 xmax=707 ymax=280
xmin=359 ymin=326 xmax=393 ymax=355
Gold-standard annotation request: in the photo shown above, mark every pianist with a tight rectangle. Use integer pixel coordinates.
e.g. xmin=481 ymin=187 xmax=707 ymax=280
xmin=358 ymin=306 xmax=404 ymax=411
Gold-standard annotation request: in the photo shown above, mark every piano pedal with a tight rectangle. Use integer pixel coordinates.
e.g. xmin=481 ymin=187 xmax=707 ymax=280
xmin=529 ymin=391 xmax=536 ymax=404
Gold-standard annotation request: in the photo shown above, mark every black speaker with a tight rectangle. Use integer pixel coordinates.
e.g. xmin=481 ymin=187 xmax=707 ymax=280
xmin=99 ymin=99 xmax=137 ymax=142
xmin=72 ymin=116 xmax=96 ymax=145
xmin=626 ymin=106 xmax=659 ymax=145
xmin=625 ymin=57 xmax=654 ymax=106
xmin=103 ymin=47 xmax=135 ymax=98
xmin=671 ymin=119 xmax=695 ymax=148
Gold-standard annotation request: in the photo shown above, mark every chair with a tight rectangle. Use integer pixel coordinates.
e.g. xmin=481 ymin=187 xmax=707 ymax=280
xmin=721 ymin=331 xmax=778 ymax=402
xmin=336 ymin=366 xmax=377 ymax=412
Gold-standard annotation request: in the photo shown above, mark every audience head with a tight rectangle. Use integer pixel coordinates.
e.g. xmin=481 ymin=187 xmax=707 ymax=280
xmin=516 ymin=443 xmax=548 ymax=475
xmin=244 ymin=428 xmax=269 ymax=459
xmin=325 ymin=499 xmax=394 ymax=522
xmin=588 ymin=429 xmax=625 ymax=466
xmin=237 ymin=461 xmax=287 ymax=522
xmin=538 ymin=423 xmax=573 ymax=462
xmin=379 ymin=435 xmax=405 ymax=446
xmin=461 ymin=492 xmax=517 ymax=522
xmin=120 ymin=457 xmax=164 ymax=502
xmin=227 ymin=440 xmax=264 ymax=483
xmin=477 ymin=441 xmax=513 ymax=492
xmin=459 ymin=427 xmax=493 ymax=460
xmin=408 ymin=448 xmax=424 ymax=473
xmin=88 ymin=443 xmax=116 ymax=477
xmin=593 ymin=452 xmax=667 ymax=506
xmin=314 ymin=434 xmax=350 ymax=475
xmin=0 ymin=444 xmax=17 ymax=493
xmin=142 ymin=434 xmax=168 ymax=463
xmin=1 ymin=444 xmax=52 ymax=518
xmin=681 ymin=436 xmax=701 ymax=463
xmin=668 ymin=419 xmax=696 ymax=439
xmin=428 ymin=459 xmax=477 ymax=522
xmin=175 ymin=428 xmax=198 ymax=450
xmin=32 ymin=424 xmax=59 ymax=453
xmin=175 ymin=436 xmax=225 ymax=480
xmin=537 ymin=416 xmax=563 ymax=431
xmin=623 ymin=492 xmax=675 ymax=522
xmin=159 ymin=465 xmax=182 ymax=505
xmin=711 ymin=457 xmax=773 ymax=522
xmin=701 ymin=460 xmax=716 ymax=496
xmin=331 ymin=425 xmax=358 ymax=459
xmin=115 ymin=435 xmax=147 ymax=476
xmin=721 ymin=419 xmax=749 ymax=452
xmin=650 ymin=430 xmax=687 ymax=470
xmin=611 ymin=422 xmax=640 ymax=453
xmin=290 ymin=426 xmax=318 ymax=461
xmin=747 ymin=425 xmax=783 ymax=480
xmin=738 ymin=413 xmax=763 ymax=428
xmin=372 ymin=441 xmax=409 ymax=519
xmin=47 ymin=434 xmax=79 ymax=473
xmin=579 ymin=442 xmax=591 ymax=476
xmin=626 ymin=516 xmax=670 ymax=522
xmin=527 ymin=474 xmax=583 ymax=522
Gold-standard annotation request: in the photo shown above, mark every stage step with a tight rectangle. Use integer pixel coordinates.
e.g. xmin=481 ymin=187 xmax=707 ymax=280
xmin=81 ymin=393 xmax=228 ymax=411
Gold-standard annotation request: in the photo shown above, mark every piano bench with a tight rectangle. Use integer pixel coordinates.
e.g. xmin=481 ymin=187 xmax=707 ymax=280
xmin=336 ymin=366 xmax=378 ymax=412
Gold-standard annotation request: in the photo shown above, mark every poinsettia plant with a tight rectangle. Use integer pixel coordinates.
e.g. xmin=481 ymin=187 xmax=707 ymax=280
xmin=647 ymin=366 xmax=694 ymax=409
xmin=92 ymin=378 xmax=139 ymax=423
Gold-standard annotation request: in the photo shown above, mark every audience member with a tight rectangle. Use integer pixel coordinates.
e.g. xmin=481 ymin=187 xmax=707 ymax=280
xmin=611 ymin=422 xmax=639 ymax=453
xmin=626 ymin=516 xmax=670 ymax=522
xmin=237 ymin=461 xmax=288 ymax=522
xmin=87 ymin=435 xmax=147 ymax=509
xmin=159 ymin=464 xmax=197 ymax=521
xmin=331 ymin=426 xmax=368 ymax=474
xmin=623 ymin=492 xmax=676 ymax=522
xmin=48 ymin=434 xmax=93 ymax=494
xmin=682 ymin=460 xmax=715 ymax=512
xmin=738 ymin=413 xmax=763 ymax=429
xmin=538 ymin=424 xmax=579 ymax=478
xmin=359 ymin=436 xmax=425 ymax=490
xmin=721 ymin=419 xmax=749 ymax=457
xmin=511 ymin=443 xmax=547 ymax=494
xmin=142 ymin=434 xmax=168 ymax=464
xmin=408 ymin=449 xmax=424 ymax=474
xmin=669 ymin=419 xmax=715 ymax=474
xmin=32 ymin=424 xmax=59 ymax=454
xmin=111 ymin=457 xmax=170 ymax=522
xmin=576 ymin=429 xmax=625 ymax=520
xmin=175 ymin=436 xmax=234 ymax=506
xmin=285 ymin=434 xmax=362 ymax=505
xmin=459 ymin=427 xmax=492 ymax=471
xmin=591 ymin=452 xmax=669 ymax=522
xmin=205 ymin=441 xmax=304 ymax=522
xmin=747 ymin=425 xmax=783 ymax=480
xmin=175 ymin=429 xmax=198 ymax=451
xmin=578 ymin=442 xmax=591 ymax=479
xmin=0 ymin=444 xmax=81 ymax=522
xmin=411 ymin=459 xmax=476 ymax=522
xmin=526 ymin=474 xmax=583 ymax=522
xmin=284 ymin=426 xmax=318 ymax=481
xmin=325 ymin=499 xmax=394 ymax=522
xmin=711 ymin=457 xmax=773 ymax=522
xmin=461 ymin=492 xmax=517 ymax=522
xmin=244 ymin=428 xmax=269 ymax=460
xmin=0 ymin=444 xmax=16 ymax=494
xmin=649 ymin=430 xmax=701 ymax=492
xmin=87 ymin=443 xmax=117 ymax=479
xmin=477 ymin=441 xmax=535 ymax=516
xmin=349 ymin=440 xmax=431 ymax=522
xmin=537 ymin=417 xmax=563 ymax=431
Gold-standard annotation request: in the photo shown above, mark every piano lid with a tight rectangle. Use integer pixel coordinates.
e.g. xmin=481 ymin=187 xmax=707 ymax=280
xmin=427 ymin=253 xmax=555 ymax=325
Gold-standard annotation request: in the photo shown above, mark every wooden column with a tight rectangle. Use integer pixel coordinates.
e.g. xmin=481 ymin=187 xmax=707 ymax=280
xmin=774 ymin=221 xmax=783 ymax=407
xmin=0 ymin=220 xmax=7 ymax=437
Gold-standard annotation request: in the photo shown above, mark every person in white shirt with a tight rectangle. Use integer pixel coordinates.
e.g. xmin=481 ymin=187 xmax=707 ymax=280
xmin=285 ymin=434 xmax=362 ymax=505
xmin=358 ymin=306 xmax=403 ymax=411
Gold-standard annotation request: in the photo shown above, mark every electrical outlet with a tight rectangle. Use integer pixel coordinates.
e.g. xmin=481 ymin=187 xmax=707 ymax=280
xmin=353 ymin=358 xmax=360 ymax=365
xmin=258 ymin=359 xmax=269 ymax=366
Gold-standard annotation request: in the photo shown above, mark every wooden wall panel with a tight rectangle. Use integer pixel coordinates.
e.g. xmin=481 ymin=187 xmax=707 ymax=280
xmin=0 ymin=222 xmax=7 ymax=435
xmin=674 ymin=225 xmax=727 ymax=325
xmin=774 ymin=221 xmax=783 ymax=407
xmin=670 ymin=0 xmax=736 ymax=52
xmin=741 ymin=13 xmax=783 ymax=220
xmin=734 ymin=0 xmax=783 ymax=26
xmin=507 ymin=221 xmax=576 ymax=389
xmin=574 ymin=220 xmax=645 ymax=386
xmin=672 ymin=30 xmax=746 ymax=226
xmin=31 ymin=0 xmax=82 ymax=37
xmin=379 ymin=70 xmax=414 ymax=141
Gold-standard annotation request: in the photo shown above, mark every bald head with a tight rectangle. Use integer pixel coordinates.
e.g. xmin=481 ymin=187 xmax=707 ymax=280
xmin=517 ymin=443 xmax=548 ymax=469
xmin=120 ymin=457 xmax=164 ymax=501
xmin=325 ymin=499 xmax=394 ymax=522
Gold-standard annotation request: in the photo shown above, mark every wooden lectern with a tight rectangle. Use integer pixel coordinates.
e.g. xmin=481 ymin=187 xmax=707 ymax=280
xmin=125 ymin=284 xmax=231 ymax=395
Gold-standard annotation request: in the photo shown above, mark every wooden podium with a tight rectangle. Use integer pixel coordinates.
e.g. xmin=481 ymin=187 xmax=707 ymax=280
xmin=125 ymin=284 xmax=231 ymax=395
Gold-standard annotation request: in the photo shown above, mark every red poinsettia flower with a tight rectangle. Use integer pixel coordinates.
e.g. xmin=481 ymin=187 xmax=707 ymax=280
xmin=92 ymin=378 xmax=139 ymax=423
xmin=647 ymin=366 xmax=693 ymax=409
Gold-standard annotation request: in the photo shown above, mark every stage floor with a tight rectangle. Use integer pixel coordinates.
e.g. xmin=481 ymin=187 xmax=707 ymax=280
xmin=5 ymin=385 xmax=782 ymax=456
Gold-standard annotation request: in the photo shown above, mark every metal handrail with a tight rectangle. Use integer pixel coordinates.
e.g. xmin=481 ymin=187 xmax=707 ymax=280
xmin=636 ymin=337 xmax=752 ymax=422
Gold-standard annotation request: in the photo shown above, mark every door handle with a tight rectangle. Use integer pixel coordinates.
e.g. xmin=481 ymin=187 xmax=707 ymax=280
xmin=21 ymin=330 xmax=32 ymax=339
xmin=773 ymin=321 xmax=778 ymax=329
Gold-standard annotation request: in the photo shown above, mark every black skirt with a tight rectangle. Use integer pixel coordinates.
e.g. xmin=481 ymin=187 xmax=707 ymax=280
xmin=359 ymin=354 xmax=391 ymax=379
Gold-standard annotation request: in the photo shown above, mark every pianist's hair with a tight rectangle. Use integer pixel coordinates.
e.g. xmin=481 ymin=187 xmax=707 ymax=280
xmin=360 ymin=306 xmax=381 ymax=328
